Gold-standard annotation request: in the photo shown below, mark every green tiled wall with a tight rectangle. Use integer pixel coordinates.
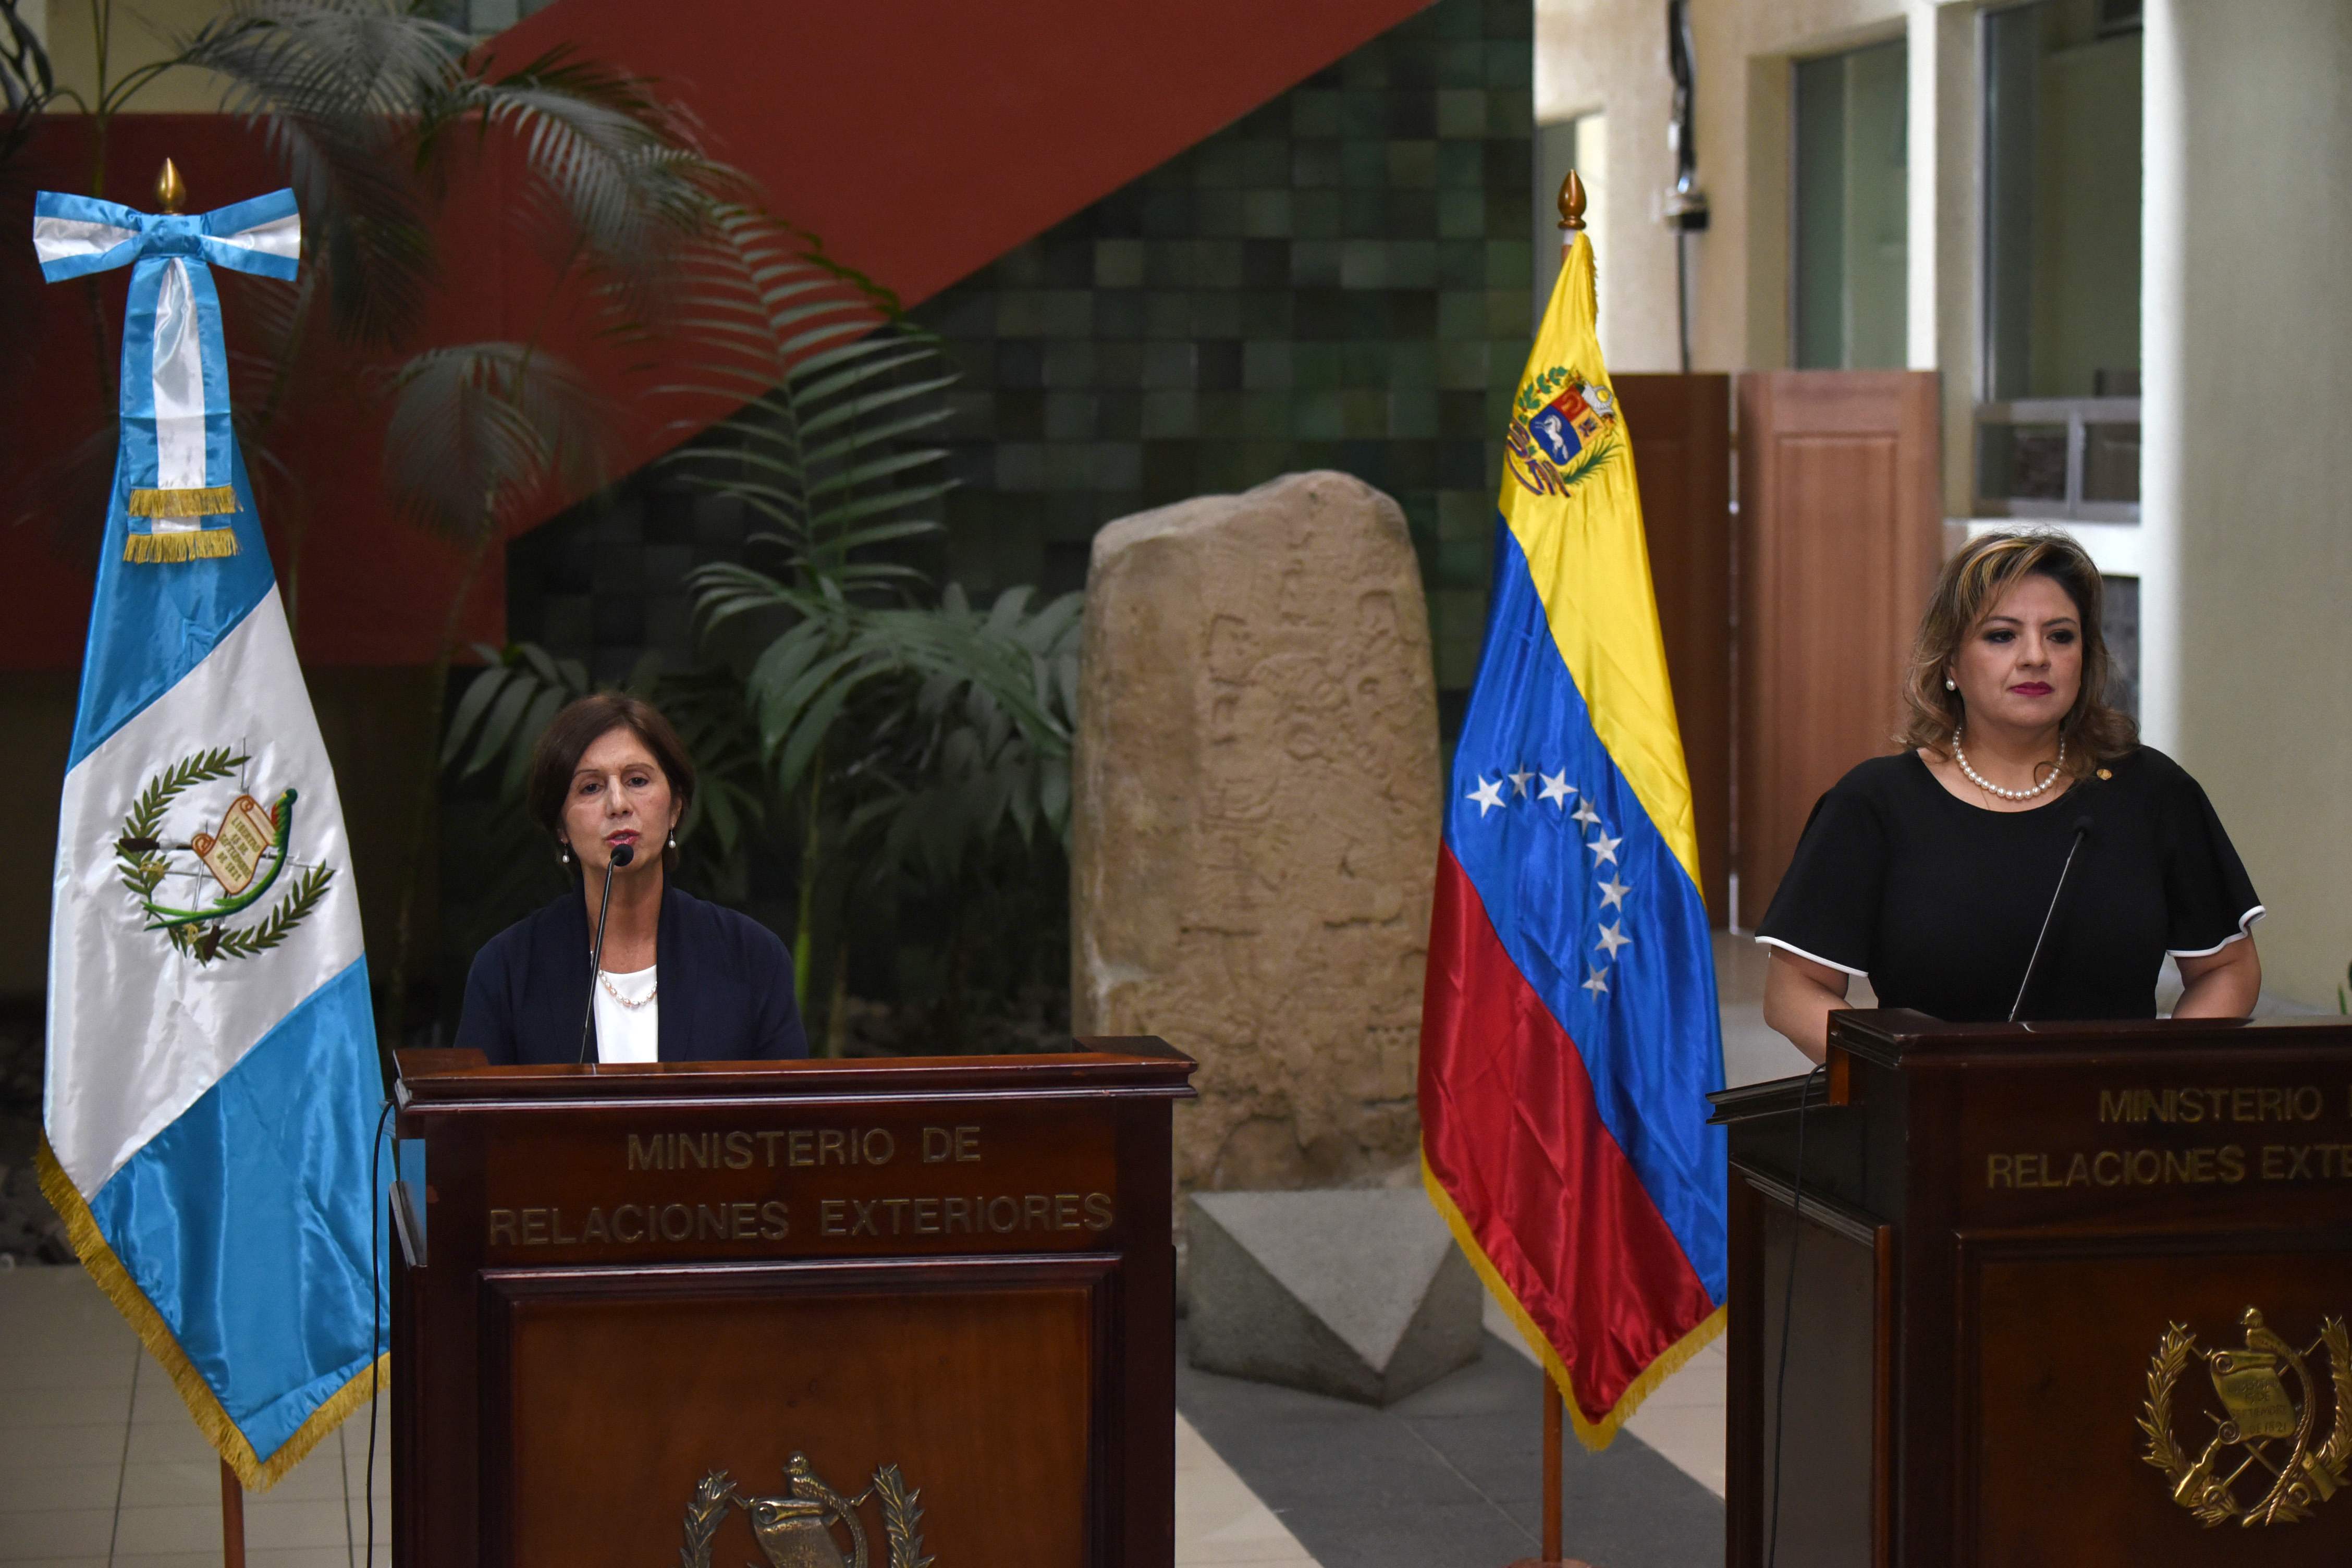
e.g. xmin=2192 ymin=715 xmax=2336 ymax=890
xmin=912 ymin=0 xmax=1534 ymax=692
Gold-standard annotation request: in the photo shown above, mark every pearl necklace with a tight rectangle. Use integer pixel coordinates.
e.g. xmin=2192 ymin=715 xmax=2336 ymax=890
xmin=1952 ymin=727 xmax=2064 ymax=801
xmin=599 ymin=971 xmax=658 ymax=1009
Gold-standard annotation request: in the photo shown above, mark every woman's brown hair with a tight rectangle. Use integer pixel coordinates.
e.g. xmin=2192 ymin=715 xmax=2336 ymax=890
xmin=525 ymin=694 xmax=697 ymax=872
xmin=1898 ymin=529 xmax=2136 ymax=775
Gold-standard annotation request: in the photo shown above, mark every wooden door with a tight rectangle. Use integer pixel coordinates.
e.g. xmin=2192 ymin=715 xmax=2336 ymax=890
xmin=1616 ymin=373 xmax=1732 ymax=926
xmin=1736 ymin=372 xmax=1941 ymax=930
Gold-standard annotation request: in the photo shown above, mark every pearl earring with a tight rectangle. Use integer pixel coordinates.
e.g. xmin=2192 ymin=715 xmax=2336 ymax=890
xmin=1944 ymin=676 xmax=1957 ymax=691
xmin=558 ymin=843 xmax=572 ymax=865
xmin=668 ymin=830 xmax=678 ymax=849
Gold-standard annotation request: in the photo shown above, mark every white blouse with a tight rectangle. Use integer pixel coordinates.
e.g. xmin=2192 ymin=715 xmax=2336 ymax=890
xmin=594 ymin=964 xmax=659 ymax=1063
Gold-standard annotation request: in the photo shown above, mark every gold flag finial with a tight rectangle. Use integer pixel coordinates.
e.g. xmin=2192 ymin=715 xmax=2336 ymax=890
xmin=1557 ymin=169 xmax=1587 ymax=232
xmin=155 ymin=158 xmax=187 ymax=214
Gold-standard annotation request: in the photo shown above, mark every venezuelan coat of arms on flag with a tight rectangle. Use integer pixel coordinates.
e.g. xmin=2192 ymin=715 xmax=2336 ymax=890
xmin=1420 ymin=224 xmax=1728 ymax=1448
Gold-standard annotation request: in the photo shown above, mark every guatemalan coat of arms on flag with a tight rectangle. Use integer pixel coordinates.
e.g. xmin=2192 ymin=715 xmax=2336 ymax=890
xmin=32 ymin=185 xmax=389 ymax=1488
xmin=1419 ymin=223 xmax=1729 ymax=1447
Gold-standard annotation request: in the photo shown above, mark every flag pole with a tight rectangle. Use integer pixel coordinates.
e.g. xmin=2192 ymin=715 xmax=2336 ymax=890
xmin=154 ymin=154 xmax=243 ymax=1568
xmin=219 ymin=1457 xmax=246 ymax=1568
xmin=1542 ymin=1376 xmax=1564 ymax=1558
xmin=1501 ymin=170 xmax=1604 ymax=1568
xmin=1506 ymin=1370 xmax=1594 ymax=1568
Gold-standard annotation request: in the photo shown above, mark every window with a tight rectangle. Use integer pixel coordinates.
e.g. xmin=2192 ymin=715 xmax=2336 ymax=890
xmin=1977 ymin=0 xmax=2142 ymax=519
xmin=1791 ymin=39 xmax=1908 ymax=370
xmin=1534 ymin=113 xmax=1606 ymax=334
xmin=2101 ymin=573 xmax=2139 ymax=719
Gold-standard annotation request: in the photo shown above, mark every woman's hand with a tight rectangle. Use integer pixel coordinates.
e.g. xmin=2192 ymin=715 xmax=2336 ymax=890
xmin=2174 ymin=935 xmax=2262 ymax=1019
xmin=1762 ymin=948 xmax=1854 ymax=1064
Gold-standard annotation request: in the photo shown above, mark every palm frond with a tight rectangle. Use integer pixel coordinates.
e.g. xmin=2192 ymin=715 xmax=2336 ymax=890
xmin=421 ymin=48 xmax=745 ymax=330
xmin=175 ymin=0 xmax=460 ymax=345
xmin=383 ymin=341 xmax=607 ymax=541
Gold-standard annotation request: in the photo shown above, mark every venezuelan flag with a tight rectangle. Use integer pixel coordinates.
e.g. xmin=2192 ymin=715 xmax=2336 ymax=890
xmin=1419 ymin=224 xmax=1727 ymax=1447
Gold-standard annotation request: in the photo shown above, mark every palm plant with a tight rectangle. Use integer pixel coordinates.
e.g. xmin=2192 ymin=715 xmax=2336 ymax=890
xmin=668 ymin=258 xmax=1084 ymax=1044
xmin=0 ymin=0 xmax=55 ymax=164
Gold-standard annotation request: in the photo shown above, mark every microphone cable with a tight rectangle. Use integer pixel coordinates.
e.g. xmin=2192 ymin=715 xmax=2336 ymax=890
xmin=2010 ymin=810 xmax=2096 ymax=1023
xmin=365 ymin=1093 xmax=396 ymax=1568
xmin=1764 ymin=1059 xmax=1828 ymax=1568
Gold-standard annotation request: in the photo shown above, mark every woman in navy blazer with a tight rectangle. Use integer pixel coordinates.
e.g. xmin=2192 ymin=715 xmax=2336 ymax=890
xmin=454 ymin=693 xmax=807 ymax=1064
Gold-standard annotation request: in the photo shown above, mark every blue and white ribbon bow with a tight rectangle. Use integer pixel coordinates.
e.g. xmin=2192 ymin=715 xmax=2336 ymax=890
xmin=32 ymin=190 xmax=300 ymax=555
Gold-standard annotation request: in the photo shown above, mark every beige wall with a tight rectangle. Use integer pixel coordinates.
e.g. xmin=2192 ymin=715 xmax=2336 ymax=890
xmin=1536 ymin=0 xmax=1913 ymax=374
xmin=1537 ymin=0 xmax=1984 ymax=511
xmin=2152 ymin=0 xmax=2352 ymax=1007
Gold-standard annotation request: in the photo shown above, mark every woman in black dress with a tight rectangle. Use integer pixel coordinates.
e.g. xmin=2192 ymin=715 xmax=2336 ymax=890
xmin=1758 ymin=530 xmax=2262 ymax=1061
xmin=454 ymin=693 xmax=807 ymax=1065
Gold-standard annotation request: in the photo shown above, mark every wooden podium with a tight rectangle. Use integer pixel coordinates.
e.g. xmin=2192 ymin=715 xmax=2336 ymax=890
xmin=1713 ymin=1011 xmax=2352 ymax=1567
xmin=388 ymin=1040 xmax=1195 ymax=1568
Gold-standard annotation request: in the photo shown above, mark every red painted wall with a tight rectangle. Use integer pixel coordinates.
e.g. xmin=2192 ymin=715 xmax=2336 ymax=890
xmin=0 ymin=2 xmax=1431 ymax=668
xmin=486 ymin=0 xmax=1432 ymax=311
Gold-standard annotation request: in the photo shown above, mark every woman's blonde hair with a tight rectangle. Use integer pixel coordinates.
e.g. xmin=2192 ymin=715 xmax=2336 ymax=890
xmin=1899 ymin=529 xmax=2136 ymax=775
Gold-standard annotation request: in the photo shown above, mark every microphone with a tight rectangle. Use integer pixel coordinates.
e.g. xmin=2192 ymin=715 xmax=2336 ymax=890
xmin=576 ymin=841 xmax=635 ymax=1065
xmin=2009 ymin=811 xmax=2094 ymax=1023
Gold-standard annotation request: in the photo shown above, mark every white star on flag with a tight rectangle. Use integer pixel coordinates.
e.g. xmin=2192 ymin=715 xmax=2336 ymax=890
xmin=1598 ymin=875 xmax=1633 ymax=910
xmin=1508 ymin=767 xmax=1535 ymax=798
xmin=1596 ymin=922 xmax=1633 ymax=959
xmin=1571 ymin=799 xmax=1601 ymax=828
xmin=1466 ymin=777 xmax=1506 ymax=817
xmin=1582 ymin=966 xmax=1609 ymax=997
xmin=1586 ymin=831 xmax=1621 ymax=867
xmin=1538 ymin=771 xmax=1573 ymax=807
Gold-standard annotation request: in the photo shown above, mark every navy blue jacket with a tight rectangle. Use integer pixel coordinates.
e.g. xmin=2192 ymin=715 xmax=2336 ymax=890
xmin=454 ymin=884 xmax=808 ymax=1064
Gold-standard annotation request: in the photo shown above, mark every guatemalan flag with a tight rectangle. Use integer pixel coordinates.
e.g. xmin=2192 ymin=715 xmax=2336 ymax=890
xmin=1419 ymin=219 xmax=1728 ymax=1446
xmin=32 ymin=185 xmax=389 ymax=1487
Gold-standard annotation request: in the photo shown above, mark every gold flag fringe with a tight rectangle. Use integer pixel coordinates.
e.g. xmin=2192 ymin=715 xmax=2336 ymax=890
xmin=34 ymin=1134 xmax=391 ymax=1491
xmin=128 ymin=485 xmax=238 ymax=517
xmin=1423 ymin=1150 xmax=1727 ymax=1451
xmin=124 ymin=529 xmax=239 ymax=564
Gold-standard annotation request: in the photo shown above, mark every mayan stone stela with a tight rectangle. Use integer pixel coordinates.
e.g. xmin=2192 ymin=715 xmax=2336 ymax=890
xmin=1073 ymin=470 xmax=1440 ymax=1199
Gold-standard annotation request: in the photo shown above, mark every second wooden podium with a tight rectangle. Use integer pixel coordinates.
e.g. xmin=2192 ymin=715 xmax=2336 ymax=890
xmin=388 ymin=1039 xmax=1194 ymax=1568
xmin=1713 ymin=1011 xmax=2352 ymax=1567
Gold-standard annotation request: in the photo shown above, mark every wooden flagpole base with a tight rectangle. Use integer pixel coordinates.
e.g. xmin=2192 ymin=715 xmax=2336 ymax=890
xmin=220 ymin=1457 xmax=245 ymax=1568
xmin=1503 ymin=1372 xmax=1598 ymax=1568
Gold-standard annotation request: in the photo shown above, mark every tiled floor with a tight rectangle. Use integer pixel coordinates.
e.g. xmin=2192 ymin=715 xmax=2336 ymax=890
xmin=1174 ymin=1413 xmax=1318 ymax=1567
xmin=0 ymin=1265 xmax=394 ymax=1568
xmin=1178 ymin=1329 xmax=1722 ymax=1568
xmin=1 ymin=1264 xmax=1294 ymax=1568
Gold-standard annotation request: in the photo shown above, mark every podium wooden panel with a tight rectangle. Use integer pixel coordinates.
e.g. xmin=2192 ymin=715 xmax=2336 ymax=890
xmin=389 ymin=1039 xmax=1194 ymax=1568
xmin=1714 ymin=1012 xmax=2352 ymax=1567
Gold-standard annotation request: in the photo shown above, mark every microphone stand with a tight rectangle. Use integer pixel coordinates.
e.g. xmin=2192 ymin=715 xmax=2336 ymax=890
xmin=577 ymin=842 xmax=634 ymax=1065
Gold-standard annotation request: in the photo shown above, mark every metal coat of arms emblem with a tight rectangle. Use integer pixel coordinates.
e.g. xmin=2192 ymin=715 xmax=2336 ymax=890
xmin=2139 ymin=1307 xmax=2352 ymax=1527
xmin=679 ymin=1454 xmax=933 ymax=1568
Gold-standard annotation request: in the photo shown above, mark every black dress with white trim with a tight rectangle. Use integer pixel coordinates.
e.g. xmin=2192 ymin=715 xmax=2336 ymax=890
xmin=1755 ymin=745 xmax=2261 ymax=1022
